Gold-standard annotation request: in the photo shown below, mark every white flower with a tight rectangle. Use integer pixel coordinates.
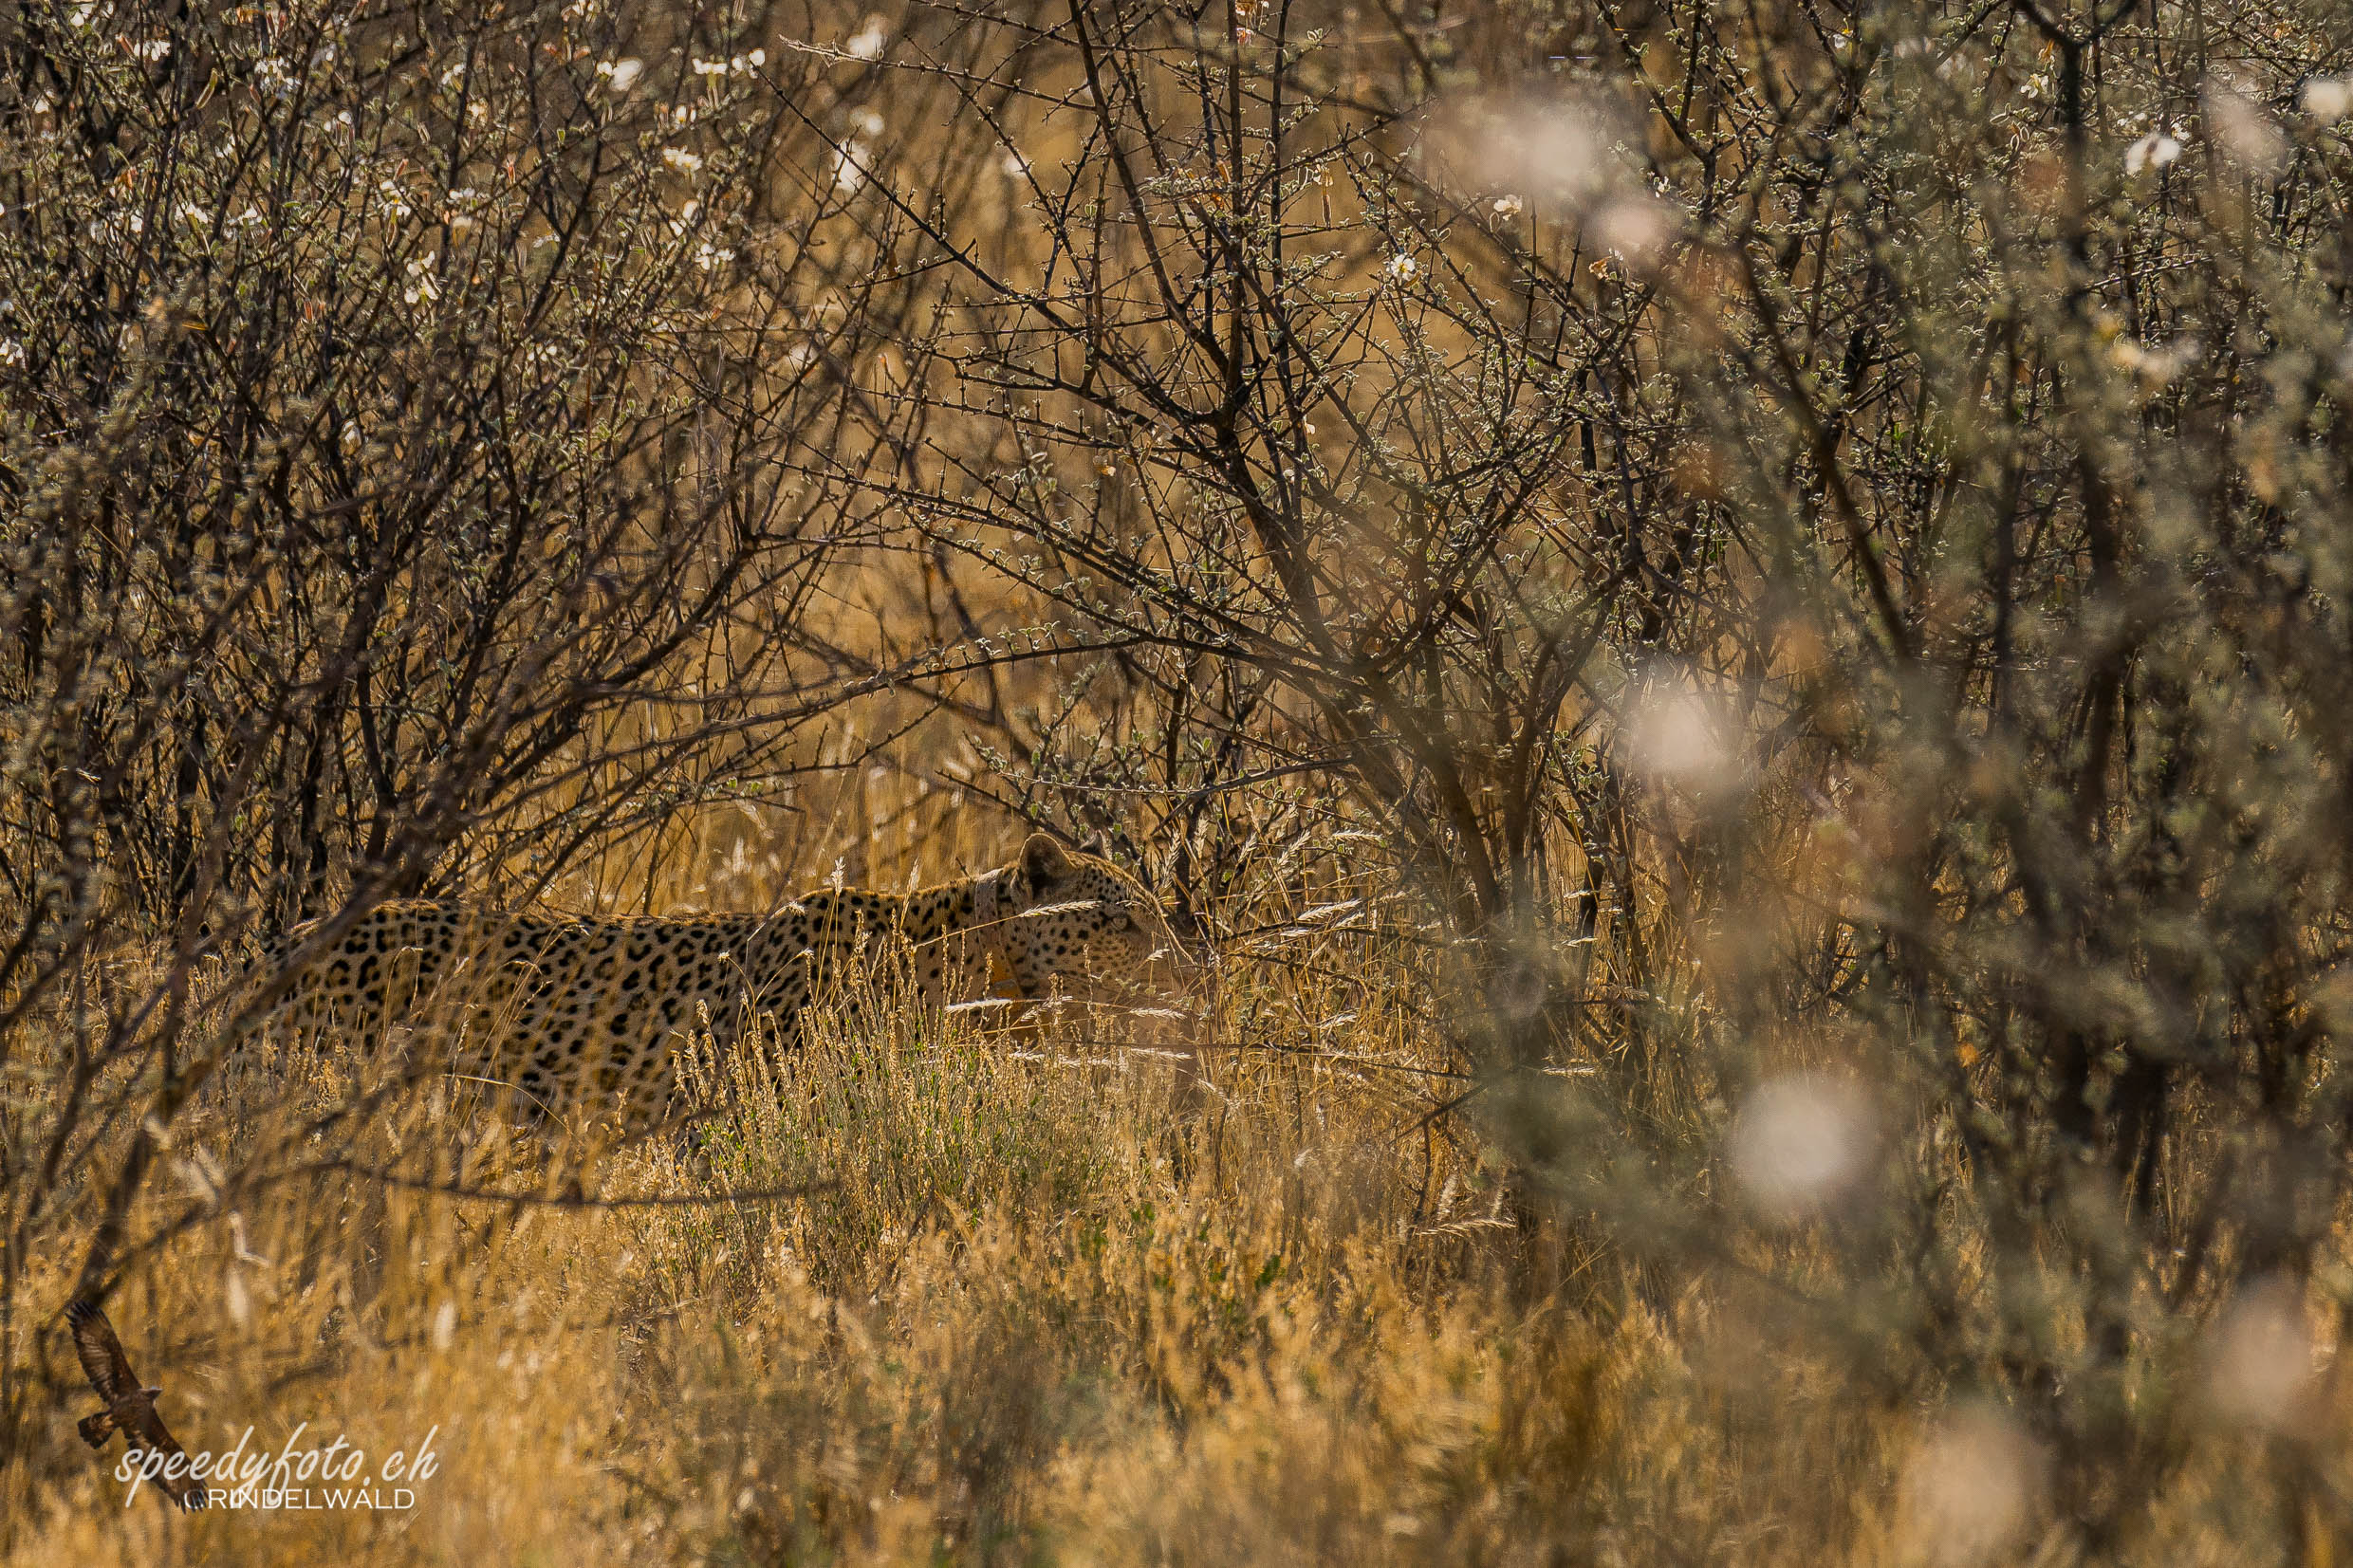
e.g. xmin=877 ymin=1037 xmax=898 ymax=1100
xmin=254 ymin=55 xmax=297 ymax=100
xmin=1491 ymin=194 xmax=1524 ymax=217
xmin=844 ymin=17 xmax=886 ymax=60
xmin=2303 ymin=75 xmax=2352 ymax=122
xmin=695 ymin=51 xmax=768 ymax=76
xmin=662 ymin=148 xmax=705 ymax=174
xmin=174 ymin=201 xmax=210 ymax=229
xmin=2205 ymin=83 xmax=2286 ymax=175
xmin=1592 ymin=194 xmax=1674 ymax=268
xmin=857 ymin=108 xmax=884 ymax=136
xmin=1386 ymin=252 xmax=1417 ymax=282
xmin=0 ymin=339 xmax=25 ymax=368
xmin=1001 ymin=149 xmax=1029 ymax=178
xmin=2110 ymin=334 xmax=2200 ymax=385
xmin=2124 ymin=131 xmax=2183 ymax=175
xmin=2207 ymin=1278 xmax=2322 ymax=1431
xmin=832 ymin=140 xmax=871 ymax=194
xmin=128 ymin=37 xmax=170 ymax=62
xmin=402 ymin=255 xmax=439 ymax=304
xmin=694 ymin=242 xmax=736 ymax=270
xmin=1898 ymin=1406 xmax=2042 ymax=1567
xmin=1731 ymin=1077 xmax=1876 ymax=1217
xmin=597 ymin=58 xmax=643 ymax=94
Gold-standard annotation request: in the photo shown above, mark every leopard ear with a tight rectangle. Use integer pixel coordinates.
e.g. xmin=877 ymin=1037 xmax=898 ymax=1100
xmin=1021 ymin=833 xmax=1072 ymax=887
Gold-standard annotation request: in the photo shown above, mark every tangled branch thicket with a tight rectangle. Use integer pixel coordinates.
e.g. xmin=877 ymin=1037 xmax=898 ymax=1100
xmin=6 ymin=0 xmax=2353 ymax=1559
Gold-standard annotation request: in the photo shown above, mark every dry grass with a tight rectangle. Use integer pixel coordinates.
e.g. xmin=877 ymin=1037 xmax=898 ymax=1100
xmin=8 ymin=849 xmax=2351 ymax=1565
xmin=0 ymin=895 xmax=1730 ymax=1565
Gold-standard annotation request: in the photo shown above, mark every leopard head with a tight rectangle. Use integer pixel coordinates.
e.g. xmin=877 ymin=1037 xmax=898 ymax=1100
xmin=984 ymin=834 xmax=1199 ymax=1005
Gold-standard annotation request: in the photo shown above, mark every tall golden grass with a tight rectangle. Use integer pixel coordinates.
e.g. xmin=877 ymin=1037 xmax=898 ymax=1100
xmin=8 ymin=801 xmax=2343 ymax=1565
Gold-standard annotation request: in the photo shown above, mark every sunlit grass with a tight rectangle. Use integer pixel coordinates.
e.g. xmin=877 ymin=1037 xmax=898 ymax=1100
xmin=10 ymin=874 xmax=2352 ymax=1566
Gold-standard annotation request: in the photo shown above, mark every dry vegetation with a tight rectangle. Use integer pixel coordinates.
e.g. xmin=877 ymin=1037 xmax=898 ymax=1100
xmin=8 ymin=0 xmax=2353 ymax=1560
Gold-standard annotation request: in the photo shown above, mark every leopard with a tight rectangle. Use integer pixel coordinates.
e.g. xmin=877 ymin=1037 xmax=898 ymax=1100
xmin=249 ymin=834 xmax=1197 ymax=1125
